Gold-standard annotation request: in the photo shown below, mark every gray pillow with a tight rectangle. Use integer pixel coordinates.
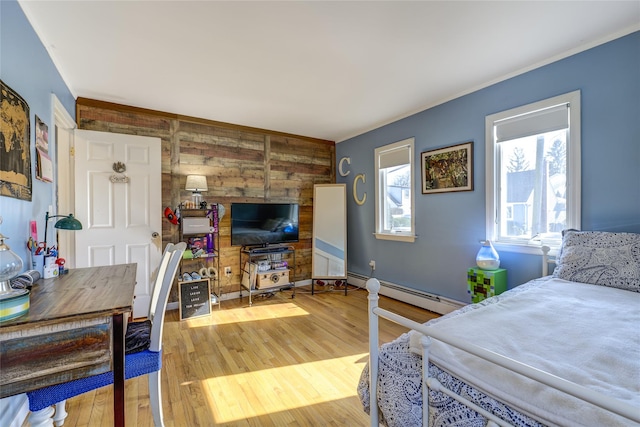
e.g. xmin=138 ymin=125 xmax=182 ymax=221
xmin=553 ymin=230 xmax=640 ymax=292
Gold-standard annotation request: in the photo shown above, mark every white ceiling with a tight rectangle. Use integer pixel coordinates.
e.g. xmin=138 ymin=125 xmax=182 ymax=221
xmin=18 ymin=1 xmax=640 ymax=142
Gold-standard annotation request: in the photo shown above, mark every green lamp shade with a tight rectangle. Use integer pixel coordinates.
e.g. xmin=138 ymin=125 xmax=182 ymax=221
xmin=54 ymin=214 xmax=83 ymax=230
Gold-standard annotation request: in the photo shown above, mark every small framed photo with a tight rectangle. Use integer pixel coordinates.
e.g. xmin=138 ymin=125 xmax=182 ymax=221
xmin=421 ymin=141 xmax=473 ymax=194
xmin=36 ymin=149 xmax=54 ymax=182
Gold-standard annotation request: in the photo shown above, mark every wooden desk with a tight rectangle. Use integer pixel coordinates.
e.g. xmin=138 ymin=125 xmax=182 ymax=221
xmin=0 ymin=264 xmax=137 ymax=426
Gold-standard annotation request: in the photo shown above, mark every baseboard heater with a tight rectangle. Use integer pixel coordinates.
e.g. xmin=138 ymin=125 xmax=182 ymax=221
xmin=348 ymin=272 xmax=465 ymax=315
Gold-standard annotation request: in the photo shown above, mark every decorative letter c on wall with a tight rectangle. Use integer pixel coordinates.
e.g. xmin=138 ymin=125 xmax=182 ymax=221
xmin=353 ymin=174 xmax=366 ymax=206
xmin=339 ymin=157 xmax=351 ymax=177
xmin=339 ymin=156 xmax=366 ymax=205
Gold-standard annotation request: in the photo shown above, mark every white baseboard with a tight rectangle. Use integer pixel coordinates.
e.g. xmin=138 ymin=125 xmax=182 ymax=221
xmin=347 ymin=272 xmax=465 ymax=315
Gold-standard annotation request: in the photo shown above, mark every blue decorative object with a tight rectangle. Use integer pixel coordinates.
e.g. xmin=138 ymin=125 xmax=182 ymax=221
xmin=476 ymin=240 xmax=500 ymax=270
xmin=0 ymin=288 xmax=30 ymax=322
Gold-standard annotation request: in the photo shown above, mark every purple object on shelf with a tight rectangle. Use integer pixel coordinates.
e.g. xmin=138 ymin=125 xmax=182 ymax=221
xmin=207 ymin=233 xmax=214 ymax=252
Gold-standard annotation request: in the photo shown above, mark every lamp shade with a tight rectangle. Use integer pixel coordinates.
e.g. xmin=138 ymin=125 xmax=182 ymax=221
xmin=185 ymin=175 xmax=208 ymax=192
xmin=54 ymin=214 xmax=83 ymax=230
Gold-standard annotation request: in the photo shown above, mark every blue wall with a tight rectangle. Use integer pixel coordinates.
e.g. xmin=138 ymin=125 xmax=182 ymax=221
xmin=0 ymin=0 xmax=75 ymax=270
xmin=337 ymin=32 xmax=640 ymax=303
xmin=1 ymin=2 xmax=75 ymax=422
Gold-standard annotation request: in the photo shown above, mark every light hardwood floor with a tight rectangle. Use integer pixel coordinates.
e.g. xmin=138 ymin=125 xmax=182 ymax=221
xmin=45 ymin=285 xmax=438 ymax=426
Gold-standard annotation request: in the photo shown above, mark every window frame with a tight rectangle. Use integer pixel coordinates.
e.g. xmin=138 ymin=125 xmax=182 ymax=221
xmin=485 ymin=91 xmax=581 ymax=254
xmin=374 ymin=137 xmax=416 ymax=243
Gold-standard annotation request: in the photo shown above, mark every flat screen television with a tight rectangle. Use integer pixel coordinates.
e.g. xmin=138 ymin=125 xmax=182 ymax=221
xmin=231 ymin=203 xmax=299 ymax=247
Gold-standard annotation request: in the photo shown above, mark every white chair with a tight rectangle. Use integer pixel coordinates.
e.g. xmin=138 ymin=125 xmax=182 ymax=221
xmin=27 ymin=242 xmax=187 ymax=427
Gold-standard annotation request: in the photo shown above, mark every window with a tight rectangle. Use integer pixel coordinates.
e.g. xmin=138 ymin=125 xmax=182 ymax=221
xmin=375 ymin=137 xmax=415 ymax=242
xmin=486 ymin=91 xmax=581 ymax=253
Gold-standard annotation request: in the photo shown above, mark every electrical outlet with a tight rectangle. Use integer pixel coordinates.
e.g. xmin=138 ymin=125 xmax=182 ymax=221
xmin=369 ymin=260 xmax=376 ymax=270
xmin=224 ymin=266 xmax=232 ymax=276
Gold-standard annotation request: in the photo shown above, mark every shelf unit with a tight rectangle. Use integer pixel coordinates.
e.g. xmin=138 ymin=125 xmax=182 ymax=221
xmin=239 ymin=245 xmax=296 ymax=306
xmin=179 ymin=208 xmax=221 ymax=309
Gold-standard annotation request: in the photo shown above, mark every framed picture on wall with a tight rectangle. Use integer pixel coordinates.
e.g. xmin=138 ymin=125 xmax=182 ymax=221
xmin=0 ymin=80 xmax=32 ymax=200
xmin=421 ymin=141 xmax=473 ymax=194
xmin=35 ymin=115 xmax=53 ymax=182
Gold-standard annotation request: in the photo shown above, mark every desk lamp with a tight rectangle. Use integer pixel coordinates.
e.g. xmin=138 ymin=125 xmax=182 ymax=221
xmin=44 ymin=212 xmax=83 ymax=254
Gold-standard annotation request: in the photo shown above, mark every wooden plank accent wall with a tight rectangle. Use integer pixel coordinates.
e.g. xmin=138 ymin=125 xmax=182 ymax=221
xmin=76 ymin=98 xmax=335 ymax=300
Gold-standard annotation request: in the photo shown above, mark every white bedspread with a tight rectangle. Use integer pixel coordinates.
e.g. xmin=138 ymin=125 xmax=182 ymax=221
xmin=409 ymin=278 xmax=640 ymax=426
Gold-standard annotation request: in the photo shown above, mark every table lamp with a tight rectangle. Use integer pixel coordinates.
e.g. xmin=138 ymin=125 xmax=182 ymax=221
xmin=185 ymin=175 xmax=208 ymax=207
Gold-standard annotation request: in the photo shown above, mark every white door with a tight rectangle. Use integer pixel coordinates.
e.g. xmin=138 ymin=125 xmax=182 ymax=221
xmin=53 ymin=94 xmax=77 ymax=268
xmin=75 ymin=130 xmax=162 ymax=318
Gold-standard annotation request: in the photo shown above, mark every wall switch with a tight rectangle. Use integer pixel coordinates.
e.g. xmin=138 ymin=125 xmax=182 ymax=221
xmin=369 ymin=260 xmax=376 ymax=270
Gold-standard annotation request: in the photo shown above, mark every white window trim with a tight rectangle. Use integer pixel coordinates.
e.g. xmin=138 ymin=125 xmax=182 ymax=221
xmin=485 ymin=90 xmax=581 ymax=254
xmin=374 ymin=137 xmax=416 ymax=243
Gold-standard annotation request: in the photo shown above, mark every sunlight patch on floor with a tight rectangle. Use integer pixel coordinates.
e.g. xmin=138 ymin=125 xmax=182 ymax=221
xmin=183 ymin=302 xmax=309 ymax=327
xmin=200 ymin=352 xmax=369 ymax=423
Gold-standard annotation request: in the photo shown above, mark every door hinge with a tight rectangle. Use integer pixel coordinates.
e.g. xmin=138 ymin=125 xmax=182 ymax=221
xmin=70 ymin=147 xmax=75 ymax=156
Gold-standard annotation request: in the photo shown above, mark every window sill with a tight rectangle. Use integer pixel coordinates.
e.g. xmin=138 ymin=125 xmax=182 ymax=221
xmin=493 ymin=241 xmax=560 ymax=256
xmin=373 ymin=233 xmax=416 ymax=243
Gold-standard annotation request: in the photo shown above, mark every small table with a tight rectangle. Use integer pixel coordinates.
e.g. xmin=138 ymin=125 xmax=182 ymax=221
xmin=467 ymin=267 xmax=507 ymax=303
xmin=0 ymin=264 xmax=137 ymax=426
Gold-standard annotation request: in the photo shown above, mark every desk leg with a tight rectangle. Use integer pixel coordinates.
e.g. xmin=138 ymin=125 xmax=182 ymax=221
xmin=113 ymin=313 xmax=125 ymax=426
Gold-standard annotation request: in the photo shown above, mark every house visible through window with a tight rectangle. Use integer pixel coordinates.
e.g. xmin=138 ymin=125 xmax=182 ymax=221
xmin=375 ymin=137 xmax=416 ymax=242
xmin=486 ymin=91 xmax=581 ymax=252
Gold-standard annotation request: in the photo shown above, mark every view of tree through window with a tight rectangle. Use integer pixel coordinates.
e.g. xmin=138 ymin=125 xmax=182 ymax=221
xmin=507 ymin=147 xmax=530 ymax=172
xmin=500 ymin=130 xmax=567 ymax=240
xmin=387 ymin=166 xmax=411 ymax=231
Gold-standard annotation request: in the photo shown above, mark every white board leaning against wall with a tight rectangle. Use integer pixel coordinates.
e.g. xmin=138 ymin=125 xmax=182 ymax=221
xmin=312 ymin=184 xmax=347 ymax=280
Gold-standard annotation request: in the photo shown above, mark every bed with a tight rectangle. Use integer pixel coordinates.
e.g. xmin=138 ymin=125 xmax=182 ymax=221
xmin=231 ymin=219 xmax=298 ymax=246
xmin=358 ymin=230 xmax=640 ymax=426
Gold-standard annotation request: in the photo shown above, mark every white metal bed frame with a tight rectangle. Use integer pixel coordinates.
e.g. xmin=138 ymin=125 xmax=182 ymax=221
xmin=366 ymin=246 xmax=640 ymax=426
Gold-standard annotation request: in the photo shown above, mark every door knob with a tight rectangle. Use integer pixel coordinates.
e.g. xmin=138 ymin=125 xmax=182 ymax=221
xmin=151 ymin=232 xmax=160 ymax=238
